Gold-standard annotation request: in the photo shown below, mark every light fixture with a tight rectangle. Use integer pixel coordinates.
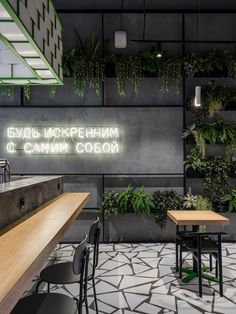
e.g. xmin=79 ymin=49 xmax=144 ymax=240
xmin=194 ymin=86 xmax=201 ymax=107
xmin=114 ymin=31 xmax=127 ymax=49
xmin=156 ymin=42 xmax=162 ymax=58
xmin=114 ymin=0 xmax=127 ymax=49
xmin=0 ymin=0 xmax=63 ymax=86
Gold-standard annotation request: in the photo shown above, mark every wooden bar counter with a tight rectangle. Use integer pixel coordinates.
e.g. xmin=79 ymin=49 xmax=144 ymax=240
xmin=0 ymin=192 xmax=90 ymax=314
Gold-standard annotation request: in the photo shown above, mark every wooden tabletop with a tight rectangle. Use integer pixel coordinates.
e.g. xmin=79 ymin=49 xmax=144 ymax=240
xmin=167 ymin=210 xmax=230 ymax=226
xmin=0 ymin=192 xmax=90 ymax=314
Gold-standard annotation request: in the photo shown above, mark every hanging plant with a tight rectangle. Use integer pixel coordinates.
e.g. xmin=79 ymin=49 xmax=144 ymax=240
xmin=7 ymin=86 xmax=14 ymax=101
xmin=183 ymin=120 xmax=236 ymax=157
xmin=63 ymin=32 xmax=104 ymax=97
xmin=113 ymin=55 xmax=142 ymax=96
xmin=49 ymin=86 xmax=57 ymax=98
xmin=23 ymin=85 xmax=31 ymax=101
xmin=183 ymin=53 xmax=204 ymax=77
xmin=159 ymin=56 xmax=182 ymax=94
xmin=203 ymin=157 xmax=231 ymax=208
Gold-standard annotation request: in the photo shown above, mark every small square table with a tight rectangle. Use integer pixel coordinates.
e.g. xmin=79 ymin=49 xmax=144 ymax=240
xmin=167 ymin=210 xmax=230 ymax=283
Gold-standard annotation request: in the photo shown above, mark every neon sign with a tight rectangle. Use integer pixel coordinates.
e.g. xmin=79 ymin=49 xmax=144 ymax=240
xmin=6 ymin=127 xmax=121 ymax=155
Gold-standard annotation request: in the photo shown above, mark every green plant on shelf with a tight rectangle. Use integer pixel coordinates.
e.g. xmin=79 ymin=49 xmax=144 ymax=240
xmin=23 ymin=85 xmax=31 ymax=101
xmin=183 ymin=120 xmax=236 ymax=157
xmin=131 ymin=186 xmax=154 ymax=216
xmin=112 ymin=55 xmax=143 ymax=96
xmin=152 ymin=190 xmax=183 ymax=228
xmin=189 ymin=81 xmax=236 ymax=119
xmin=63 ymin=32 xmax=104 ymax=97
xmin=49 ymin=86 xmax=57 ymax=98
xmin=203 ymin=156 xmax=231 ymax=209
xmin=116 ymin=184 xmax=135 ymax=214
xmin=102 ymin=191 xmax=119 ymax=217
xmin=222 ymin=189 xmax=236 ymax=212
xmin=183 ymin=53 xmax=204 ymax=78
xmin=184 ymin=147 xmax=208 ymax=173
xmin=159 ymin=56 xmax=182 ymax=94
xmin=183 ymin=194 xmax=212 ymax=210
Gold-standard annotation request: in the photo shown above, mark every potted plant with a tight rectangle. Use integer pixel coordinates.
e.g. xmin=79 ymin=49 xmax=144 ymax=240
xmin=103 ymin=185 xmax=175 ymax=242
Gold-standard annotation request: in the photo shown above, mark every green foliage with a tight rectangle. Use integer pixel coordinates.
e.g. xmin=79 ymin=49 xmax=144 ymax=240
xmin=117 ymin=184 xmax=135 ymax=214
xmin=113 ymin=55 xmax=142 ymax=96
xmin=132 ymin=186 xmax=154 ymax=215
xmin=102 ymin=185 xmax=154 ymax=217
xmin=103 ymin=191 xmax=119 ymax=217
xmin=152 ymin=191 xmax=182 ymax=228
xmin=190 ymin=81 xmax=236 ymax=119
xmin=203 ymin=157 xmax=231 ymax=207
xmin=23 ymin=85 xmax=31 ymax=101
xmin=0 ymin=86 xmax=15 ymax=101
xmin=63 ymin=32 xmax=104 ymax=97
xmin=141 ymin=51 xmax=160 ymax=74
xmin=183 ymin=194 xmax=212 ymax=210
xmin=159 ymin=56 xmax=182 ymax=94
xmin=222 ymin=189 xmax=236 ymax=212
xmin=49 ymin=86 xmax=57 ymax=98
xmin=184 ymin=148 xmax=208 ymax=172
xmin=183 ymin=120 xmax=236 ymax=157
xmin=183 ymin=53 xmax=204 ymax=77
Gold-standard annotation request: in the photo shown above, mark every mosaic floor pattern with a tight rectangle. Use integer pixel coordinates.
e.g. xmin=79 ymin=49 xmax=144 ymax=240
xmin=25 ymin=243 xmax=236 ymax=313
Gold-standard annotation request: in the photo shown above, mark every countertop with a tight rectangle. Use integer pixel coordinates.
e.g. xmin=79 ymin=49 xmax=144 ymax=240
xmin=0 ymin=176 xmax=63 ymax=194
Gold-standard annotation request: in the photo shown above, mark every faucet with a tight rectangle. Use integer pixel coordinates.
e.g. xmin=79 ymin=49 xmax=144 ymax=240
xmin=0 ymin=159 xmax=11 ymax=183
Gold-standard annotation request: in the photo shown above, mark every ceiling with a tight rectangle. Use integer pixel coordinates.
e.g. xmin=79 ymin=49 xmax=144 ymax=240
xmin=54 ymin=0 xmax=236 ymax=11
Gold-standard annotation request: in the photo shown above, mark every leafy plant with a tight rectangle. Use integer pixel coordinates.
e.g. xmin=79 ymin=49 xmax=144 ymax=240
xmin=117 ymin=184 xmax=135 ymax=214
xmin=49 ymin=86 xmax=57 ymax=98
xmin=203 ymin=157 xmax=231 ymax=208
xmin=183 ymin=194 xmax=212 ymax=210
xmin=202 ymin=51 xmax=224 ymax=75
xmin=183 ymin=120 xmax=236 ymax=157
xmin=63 ymin=32 xmax=104 ymax=96
xmin=141 ymin=50 xmax=160 ymax=74
xmin=23 ymin=85 xmax=31 ymax=101
xmin=184 ymin=148 xmax=208 ymax=172
xmin=113 ymin=55 xmax=142 ymax=96
xmin=222 ymin=189 xmax=236 ymax=212
xmin=183 ymin=53 xmax=204 ymax=77
xmin=152 ymin=191 xmax=182 ymax=228
xmin=159 ymin=56 xmax=182 ymax=94
xmin=102 ymin=191 xmax=119 ymax=217
xmin=131 ymin=186 xmax=154 ymax=215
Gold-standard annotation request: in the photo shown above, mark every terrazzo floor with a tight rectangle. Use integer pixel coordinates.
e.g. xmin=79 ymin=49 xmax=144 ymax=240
xmin=25 ymin=243 xmax=236 ymax=314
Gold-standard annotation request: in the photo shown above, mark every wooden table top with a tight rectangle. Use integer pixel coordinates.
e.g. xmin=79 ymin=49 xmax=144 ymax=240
xmin=0 ymin=192 xmax=90 ymax=314
xmin=167 ymin=210 xmax=230 ymax=226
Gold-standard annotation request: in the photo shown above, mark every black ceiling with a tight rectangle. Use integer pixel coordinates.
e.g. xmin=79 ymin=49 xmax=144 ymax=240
xmin=54 ymin=0 xmax=236 ymax=11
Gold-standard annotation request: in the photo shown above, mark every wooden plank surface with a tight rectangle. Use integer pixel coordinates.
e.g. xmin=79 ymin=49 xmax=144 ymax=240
xmin=167 ymin=210 xmax=230 ymax=226
xmin=0 ymin=192 xmax=90 ymax=314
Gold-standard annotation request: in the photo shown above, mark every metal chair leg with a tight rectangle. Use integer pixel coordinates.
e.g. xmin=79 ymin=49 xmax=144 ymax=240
xmin=92 ymin=278 xmax=98 ymax=314
xmin=215 ymin=259 xmax=218 ymax=278
xmin=176 ymin=240 xmax=179 ymax=272
xmin=85 ymin=297 xmax=89 ymax=314
xmin=218 ymin=241 xmax=223 ymax=297
xmin=209 ymin=254 xmax=212 ymax=271
xmin=35 ymin=280 xmax=43 ymax=294
xmin=197 ymin=253 xmax=202 ymax=297
xmin=179 ymin=242 xmax=183 ymax=279
xmin=47 ymin=283 xmax=50 ymax=293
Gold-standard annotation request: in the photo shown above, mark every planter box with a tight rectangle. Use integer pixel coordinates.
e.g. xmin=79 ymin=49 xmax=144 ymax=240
xmin=104 ymin=212 xmax=236 ymax=242
xmin=104 ymin=213 xmax=176 ymax=242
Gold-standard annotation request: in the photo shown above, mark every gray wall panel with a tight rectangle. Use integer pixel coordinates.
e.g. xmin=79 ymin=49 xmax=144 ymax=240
xmin=0 ymin=107 xmax=183 ymax=175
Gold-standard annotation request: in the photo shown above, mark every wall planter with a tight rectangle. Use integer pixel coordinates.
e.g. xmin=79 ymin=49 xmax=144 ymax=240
xmin=104 ymin=213 xmax=176 ymax=242
xmin=104 ymin=212 xmax=236 ymax=242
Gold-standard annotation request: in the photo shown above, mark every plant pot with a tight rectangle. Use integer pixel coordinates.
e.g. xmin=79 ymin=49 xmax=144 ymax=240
xmin=104 ymin=213 xmax=177 ymax=242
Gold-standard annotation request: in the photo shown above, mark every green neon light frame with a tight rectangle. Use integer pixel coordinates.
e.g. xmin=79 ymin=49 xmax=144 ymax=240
xmin=0 ymin=0 xmax=63 ymax=86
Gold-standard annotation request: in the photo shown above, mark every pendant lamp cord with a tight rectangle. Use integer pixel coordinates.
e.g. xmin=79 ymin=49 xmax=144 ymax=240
xmin=142 ymin=0 xmax=146 ymax=40
xmin=196 ymin=0 xmax=199 ymax=41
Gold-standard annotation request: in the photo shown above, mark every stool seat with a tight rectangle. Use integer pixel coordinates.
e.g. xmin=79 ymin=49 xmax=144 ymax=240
xmin=11 ymin=293 xmax=77 ymax=314
xmin=40 ymin=261 xmax=93 ymax=284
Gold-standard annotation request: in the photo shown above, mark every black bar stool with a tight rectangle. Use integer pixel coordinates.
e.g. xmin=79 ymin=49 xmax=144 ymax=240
xmin=11 ymin=235 xmax=90 ymax=314
xmin=36 ymin=217 xmax=101 ymax=313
